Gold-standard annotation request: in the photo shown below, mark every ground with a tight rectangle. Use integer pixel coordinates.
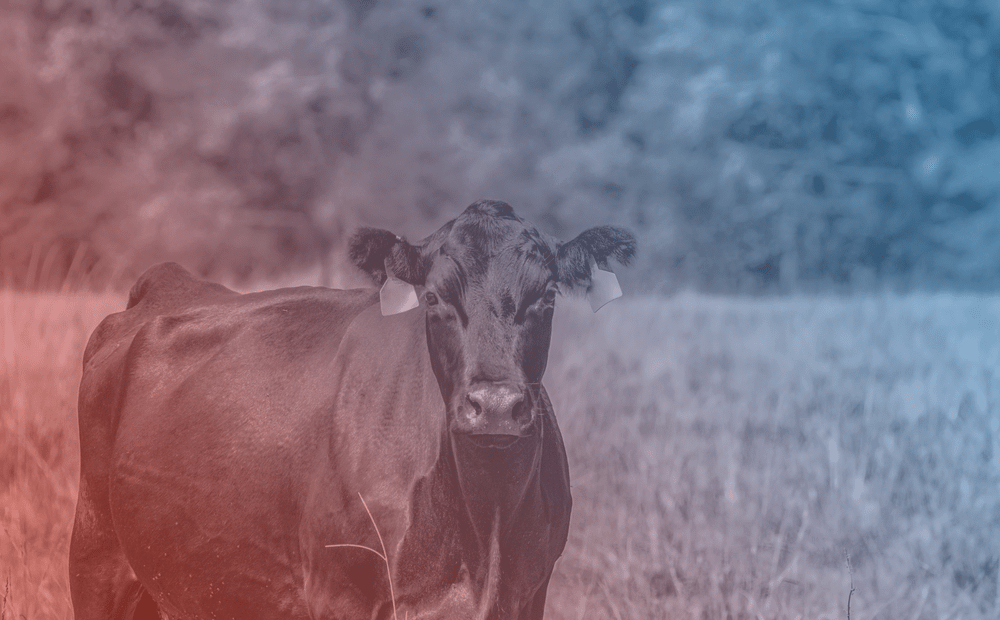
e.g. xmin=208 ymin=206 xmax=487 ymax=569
xmin=2 ymin=287 xmax=998 ymax=619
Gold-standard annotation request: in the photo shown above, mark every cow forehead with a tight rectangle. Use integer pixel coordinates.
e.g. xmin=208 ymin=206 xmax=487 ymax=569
xmin=414 ymin=203 xmax=559 ymax=309
xmin=429 ymin=228 xmax=554 ymax=307
xmin=444 ymin=217 xmax=553 ymax=272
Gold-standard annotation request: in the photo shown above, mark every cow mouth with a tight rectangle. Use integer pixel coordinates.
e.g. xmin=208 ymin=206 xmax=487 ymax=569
xmin=463 ymin=434 xmax=523 ymax=449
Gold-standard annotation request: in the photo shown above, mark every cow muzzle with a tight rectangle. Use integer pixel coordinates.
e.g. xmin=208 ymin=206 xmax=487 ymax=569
xmin=454 ymin=383 xmax=534 ymax=437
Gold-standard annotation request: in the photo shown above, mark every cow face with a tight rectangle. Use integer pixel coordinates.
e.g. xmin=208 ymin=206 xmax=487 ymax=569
xmin=350 ymin=200 xmax=635 ymax=444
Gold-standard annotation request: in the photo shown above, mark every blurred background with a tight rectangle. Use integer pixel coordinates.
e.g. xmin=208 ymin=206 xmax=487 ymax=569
xmin=4 ymin=3 xmax=1000 ymax=619
xmin=4 ymin=0 xmax=999 ymax=293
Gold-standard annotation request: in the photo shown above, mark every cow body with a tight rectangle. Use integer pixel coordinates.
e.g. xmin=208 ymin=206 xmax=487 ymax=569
xmin=71 ymin=201 xmax=634 ymax=620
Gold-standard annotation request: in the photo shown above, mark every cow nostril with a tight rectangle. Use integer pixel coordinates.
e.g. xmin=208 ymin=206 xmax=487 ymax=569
xmin=467 ymin=394 xmax=484 ymax=417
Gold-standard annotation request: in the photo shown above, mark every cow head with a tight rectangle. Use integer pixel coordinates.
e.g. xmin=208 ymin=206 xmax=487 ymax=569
xmin=349 ymin=200 xmax=636 ymax=446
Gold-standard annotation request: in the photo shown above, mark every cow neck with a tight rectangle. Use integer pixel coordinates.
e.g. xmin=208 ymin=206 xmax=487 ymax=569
xmin=452 ymin=431 xmax=543 ymax=551
xmin=425 ymin=421 xmax=545 ymax=592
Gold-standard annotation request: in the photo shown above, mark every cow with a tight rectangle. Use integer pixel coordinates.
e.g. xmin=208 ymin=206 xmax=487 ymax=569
xmin=69 ymin=200 xmax=636 ymax=620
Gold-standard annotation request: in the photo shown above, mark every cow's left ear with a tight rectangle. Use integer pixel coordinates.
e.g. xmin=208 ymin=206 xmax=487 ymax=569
xmin=556 ymin=226 xmax=637 ymax=310
xmin=348 ymin=228 xmax=427 ymax=285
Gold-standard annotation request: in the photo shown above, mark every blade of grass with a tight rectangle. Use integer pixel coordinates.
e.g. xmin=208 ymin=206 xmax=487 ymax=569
xmin=325 ymin=492 xmax=399 ymax=620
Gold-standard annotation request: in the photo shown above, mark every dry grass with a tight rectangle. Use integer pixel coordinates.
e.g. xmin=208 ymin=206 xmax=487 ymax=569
xmin=1 ymin=289 xmax=120 ymax=620
xmin=546 ymin=293 xmax=1000 ymax=620
xmin=2 ymin=287 xmax=999 ymax=619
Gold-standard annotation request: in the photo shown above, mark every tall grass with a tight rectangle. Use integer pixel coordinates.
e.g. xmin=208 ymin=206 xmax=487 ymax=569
xmin=1 ymin=288 xmax=121 ymax=620
xmin=2 ymin=286 xmax=998 ymax=619
xmin=545 ymin=294 xmax=1000 ymax=620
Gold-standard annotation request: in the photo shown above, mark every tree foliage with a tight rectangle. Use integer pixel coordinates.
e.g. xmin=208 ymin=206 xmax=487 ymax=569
xmin=1 ymin=0 xmax=998 ymax=292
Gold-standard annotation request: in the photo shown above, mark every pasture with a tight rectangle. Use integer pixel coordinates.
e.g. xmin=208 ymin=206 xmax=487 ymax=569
xmin=2 ymin=285 xmax=998 ymax=619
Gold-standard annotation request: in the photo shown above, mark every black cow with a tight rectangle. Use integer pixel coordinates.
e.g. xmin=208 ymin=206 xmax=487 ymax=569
xmin=70 ymin=200 xmax=635 ymax=620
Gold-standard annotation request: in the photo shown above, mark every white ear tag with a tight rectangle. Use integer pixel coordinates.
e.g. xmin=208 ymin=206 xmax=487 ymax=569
xmin=380 ymin=276 xmax=419 ymax=316
xmin=587 ymin=264 xmax=622 ymax=312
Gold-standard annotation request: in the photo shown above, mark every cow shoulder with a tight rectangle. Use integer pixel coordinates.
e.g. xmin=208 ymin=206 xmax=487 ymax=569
xmin=81 ymin=264 xmax=230 ymax=370
xmin=322 ymin=302 xmax=443 ymax=484
xmin=126 ymin=262 xmax=234 ymax=311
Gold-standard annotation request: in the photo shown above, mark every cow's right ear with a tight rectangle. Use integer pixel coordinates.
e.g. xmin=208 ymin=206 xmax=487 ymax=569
xmin=348 ymin=228 xmax=427 ymax=285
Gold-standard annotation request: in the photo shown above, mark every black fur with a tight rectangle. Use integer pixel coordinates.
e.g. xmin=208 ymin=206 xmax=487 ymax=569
xmin=556 ymin=225 xmax=637 ymax=290
xmin=386 ymin=241 xmax=427 ymax=285
xmin=348 ymin=228 xmax=426 ymax=285
xmin=113 ymin=581 xmax=159 ymax=620
xmin=348 ymin=228 xmax=398 ymax=285
xmin=348 ymin=204 xmax=637 ymax=292
xmin=464 ymin=199 xmax=518 ymax=220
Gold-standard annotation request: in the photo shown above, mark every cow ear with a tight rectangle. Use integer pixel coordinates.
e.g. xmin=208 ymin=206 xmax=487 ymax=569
xmin=556 ymin=226 xmax=637 ymax=310
xmin=348 ymin=228 xmax=427 ymax=285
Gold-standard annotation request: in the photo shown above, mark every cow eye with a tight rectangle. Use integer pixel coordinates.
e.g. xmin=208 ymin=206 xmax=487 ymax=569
xmin=542 ymin=288 xmax=557 ymax=304
xmin=425 ymin=292 xmax=439 ymax=307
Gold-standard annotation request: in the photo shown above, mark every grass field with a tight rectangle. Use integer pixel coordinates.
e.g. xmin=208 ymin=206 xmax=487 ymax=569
xmin=3 ymin=287 xmax=999 ymax=619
